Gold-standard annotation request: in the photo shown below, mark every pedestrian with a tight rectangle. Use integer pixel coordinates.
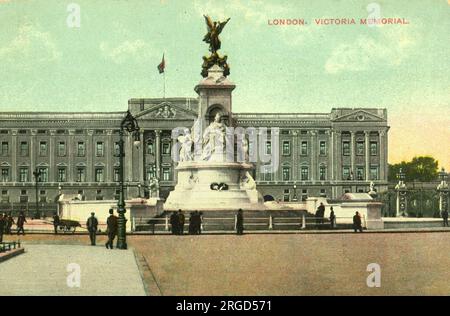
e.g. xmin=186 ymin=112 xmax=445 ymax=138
xmin=197 ymin=211 xmax=203 ymax=234
xmin=105 ymin=209 xmax=118 ymax=249
xmin=353 ymin=211 xmax=363 ymax=233
xmin=86 ymin=212 xmax=98 ymax=246
xmin=52 ymin=212 xmax=60 ymax=234
xmin=16 ymin=211 xmax=27 ymax=235
xmin=236 ymin=209 xmax=244 ymax=235
xmin=442 ymin=209 xmax=449 ymax=227
xmin=188 ymin=212 xmax=195 ymax=234
xmin=170 ymin=211 xmax=179 ymax=235
xmin=329 ymin=207 xmax=336 ymax=229
xmin=0 ymin=213 xmax=5 ymax=243
xmin=6 ymin=213 xmax=14 ymax=234
xmin=318 ymin=202 xmax=325 ymax=225
xmin=178 ymin=209 xmax=185 ymax=235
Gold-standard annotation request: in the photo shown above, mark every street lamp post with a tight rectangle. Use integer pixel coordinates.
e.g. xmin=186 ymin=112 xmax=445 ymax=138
xmin=32 ymin=168 xmax=42 ymax=219
xmin=395 ymin=167 xmax=407 ymax=217
xmin=437 ymin=168 xmax=449 ymax=214
xmin=292 ymin=183 xmax=298 ymax=202
xmin=116 ymin=110 xmax=140 ymax=250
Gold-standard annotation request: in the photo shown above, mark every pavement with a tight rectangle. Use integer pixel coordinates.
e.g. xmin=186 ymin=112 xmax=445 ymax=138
xmin=0 ymin=243 xmax=146 ymax=296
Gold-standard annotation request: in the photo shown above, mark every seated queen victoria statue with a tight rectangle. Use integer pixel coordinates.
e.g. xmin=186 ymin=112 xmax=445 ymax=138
xmin=201 ymin=112 xmax=226 ymax=161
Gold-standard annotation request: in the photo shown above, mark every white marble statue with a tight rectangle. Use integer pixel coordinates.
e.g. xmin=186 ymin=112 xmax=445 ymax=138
xmin=240 ymin=171 xmax=256 ymax=190
xmin=177 ymin=130 xmax=193 ymax=162
xmin=201 ymin=112 xmax=226 ymax=161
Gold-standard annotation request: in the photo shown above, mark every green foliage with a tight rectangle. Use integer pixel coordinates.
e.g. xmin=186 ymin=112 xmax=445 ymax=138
xmin=388 ymin=156 xmax=439 ymax=182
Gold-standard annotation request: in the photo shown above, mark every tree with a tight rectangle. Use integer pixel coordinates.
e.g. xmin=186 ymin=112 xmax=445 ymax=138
xmin=388 ymin=156 xmax=439 ymax=182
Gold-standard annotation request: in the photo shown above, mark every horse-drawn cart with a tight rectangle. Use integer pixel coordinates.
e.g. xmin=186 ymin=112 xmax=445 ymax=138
xmin=57 ymin=219 xmax=81 ymax=233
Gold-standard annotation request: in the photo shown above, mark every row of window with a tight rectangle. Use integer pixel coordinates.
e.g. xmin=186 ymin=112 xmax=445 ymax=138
xmin=0 ymin=166 xmax=174 ymax=183
xmin=269 ymin=140 xmax=379 ymax=156
xmin=0 ymin=141 xmax=171 ymax=157
xmin=260 ymin=166 xmax=380 ymax=181
xmin=0 ymin=189 xmax=118 ymax=203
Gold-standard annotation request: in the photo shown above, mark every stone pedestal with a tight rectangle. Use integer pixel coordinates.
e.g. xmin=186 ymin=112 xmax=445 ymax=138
xmin=164 ymin=161 xmax=265 ymax=211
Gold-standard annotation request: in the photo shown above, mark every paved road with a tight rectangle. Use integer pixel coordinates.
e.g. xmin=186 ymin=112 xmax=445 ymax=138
xmin=0 ymin=244 xmax=146 ymax=296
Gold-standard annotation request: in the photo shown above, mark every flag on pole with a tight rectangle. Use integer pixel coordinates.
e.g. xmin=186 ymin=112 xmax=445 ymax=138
xmin=157 ymin=54 xmax=165 ymax=74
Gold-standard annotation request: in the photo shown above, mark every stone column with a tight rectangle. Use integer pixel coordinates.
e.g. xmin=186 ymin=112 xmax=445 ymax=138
xmin=139 ymin=130 xmax=144 ymax=183
xmin=310 ymin=130 xmax=316 ymax=181
xmin=87 ymin=129 xmax=94 ymax=182
xmin=379 ymin=130 xmax=386 ymax=181
xmin=30 ymin=129 xmax=37 ymax=176
xmin=365 ymin=131 xmax=370 ymax=181
xmin=328 ymin=130 xmax=334 ymax=180
xmin=68 ymin=129 xmax=75 ymax=182
xmin=350 ymin=131 xmax=355 ymax=177
xmin=49 ymin=129 xmax=56 ymax=182
xmin=155 ymin=130 xmax=161 ymax=180
xmin=11 ymin=130 xmax=17 ymax=182
xmin=292 ymin=130 xmax=298 ymax=181
xmin=106 ymin=130 xmax=113 ymax=182
xmin=126 ymin=133 xmax=133 ymax=182
xmin=335 ymin=130 xmax=342 ymax=181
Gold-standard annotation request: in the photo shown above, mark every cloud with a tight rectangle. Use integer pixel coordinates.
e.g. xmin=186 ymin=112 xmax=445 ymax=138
xmin=0 ymin=23 xmax=61 ymax=68
xmin=99 ymin=39 xmax=153 ymax=64
xmin=325 ymin=25 xmax=417 ymax=74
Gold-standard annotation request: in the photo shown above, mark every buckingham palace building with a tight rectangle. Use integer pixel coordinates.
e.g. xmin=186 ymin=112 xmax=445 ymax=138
xmin=0 ymin=98 xmax=389 ymax=206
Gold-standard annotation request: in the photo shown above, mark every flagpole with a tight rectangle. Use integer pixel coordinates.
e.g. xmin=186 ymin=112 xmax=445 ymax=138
xmin=163 ymin=70 xmax=166 ymax=99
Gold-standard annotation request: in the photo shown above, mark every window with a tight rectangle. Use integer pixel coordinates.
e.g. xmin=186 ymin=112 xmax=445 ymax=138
xmin=76 ymin=167 xmax=86 ymax=182
xmin=343 ymin=167 xmax=351 ymax=180
xmin=95 ymin=168 xmax=104 ymax=182
xmin=77 ymin=142 xmax=85 ymax=157
xmin=370 ymin=142 xmax=378 ymax=156
xmin=20 ymin=142 xmax=29 ymax=156
xmin=1 ymin=142 xmax=8 ymax=156
xmin=282 ymin=167 xmax=290 ymax=181
xmin=114 ymin=142 xmax=121 ymax=156
xmin=282 ymin=141 xmax=290 ymax=155
xmin=301 ymin=189 xmax=308 ymax=201
xmin=260 ymin=165 xmax=273 ymax=181
xmin=58 ymin=168 xmax=66 ymax=182
xmin=265 ymin=141 xmax=272 ymax=155
xmin=39 ymin=141 xmax=48 ymax=156
xmin=20 ymin=195 xmax=28 ymax=203
xmin=1 ymin=168 xmax=9 ymax=182
xmin=283 ymin=189 xmax=290 ymax=202
xmin=319 ymin=141 xmax=327 ymax=155
xmin=146 ymin=141 xmax=154 ymax=155
xmin=342 ymin=141 xmax=350 ymax=156
xmin=1 ymin=190 xmax=9 ymax=203
xmin=38 ymin=167 xmax=48 ymax=182
xmin=162 ymin=142 xmax=170 ymax=155
xmin=146 ymin=165 xmax=156 ymax=180
xmin=301 ymin=166 xmax=309 ymax=181
xmin=356 ymin=141 xmax=364 ymax=156
xmin=162 ymin=167 xmax=171 ymax=181
xmin=58 ymin=142 xmax=66 ymax=156
xmin=356 ymin=167 xmax=365 ymax=181
xmin=96 ymin=142 xmax=104 ymax=157
xmin=320 ymin=189 xmax=327 ymax=197
xmin=19 ymin=168 xmax=29 ymax=182
xmin=319 ymin=166 xmax=327 ymax=181
xmin=301 ymin=141 xmax=308 ymax=155
xmin=370 ymin=166 xmax=379 ymax=180
xmin=114 ymin=168 xmax=120 ymax=182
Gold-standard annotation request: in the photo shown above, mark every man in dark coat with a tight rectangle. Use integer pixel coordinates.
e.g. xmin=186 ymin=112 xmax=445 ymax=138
xmin=353 ymin=211 xmax=363 ymax=233
xmin=236 ymin=209 xmax=244 ymax=235
xmin=0 ymin=213 xmax=5 ymax=243
xmin=178 ymin=210 xmax=185 ymax=235
xmin=6 ymin=213 xmax=14 ymax=234
xmin=188 ymin=212 xmax=195 ymax=234
xmin=105 ymin=209 xmax=118 ymax=249
xmin=442 ymin=209 xmax=449 ymax=227
xmin=16 ymin=212 xmax=27 ymax=235
xmin=52 ymin=213 xmax=60 ymax=234
xmin=86 ymin=212 xmax=98 ymax=246
xmin=318 ymin=202 xmax=325 ymax=225
xmin=329 ymin=207 xmax=336 ymax=229
xmin=170 ymin=211 xmax=179 ymax=235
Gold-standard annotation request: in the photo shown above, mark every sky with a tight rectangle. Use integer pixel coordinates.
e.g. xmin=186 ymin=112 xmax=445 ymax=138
xmin=0 ymin=0 xmax=449 ymax=169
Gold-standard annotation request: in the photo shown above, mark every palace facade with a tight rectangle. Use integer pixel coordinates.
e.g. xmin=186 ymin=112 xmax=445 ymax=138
xmin=0 ymin=97 xmax=389 ymax=205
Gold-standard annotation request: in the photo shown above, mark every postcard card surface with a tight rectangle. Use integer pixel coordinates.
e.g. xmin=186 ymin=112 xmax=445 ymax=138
xmin=0 ymin=0 xmax=449 ymax=299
